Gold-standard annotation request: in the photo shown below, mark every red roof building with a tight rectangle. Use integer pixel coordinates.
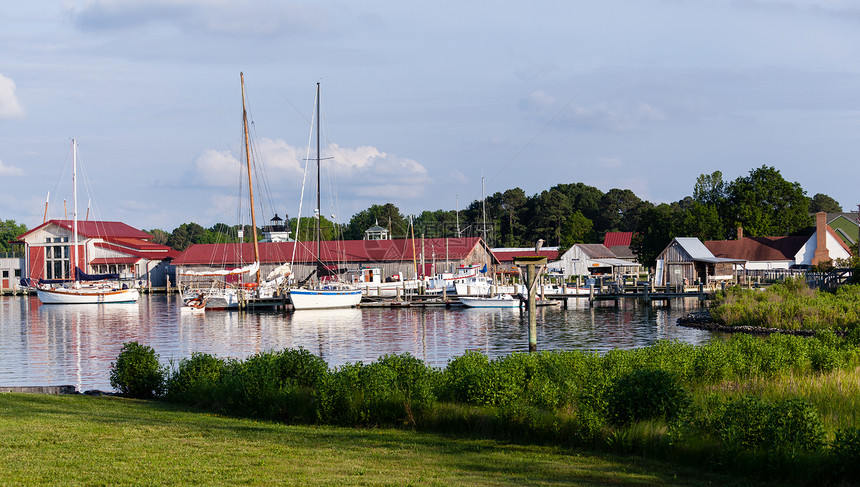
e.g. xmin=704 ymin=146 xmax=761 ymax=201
xmin=16 ymin=219 xmax=177 ymax=287
xmin=173 ymin=237 xmax=496 ymax=285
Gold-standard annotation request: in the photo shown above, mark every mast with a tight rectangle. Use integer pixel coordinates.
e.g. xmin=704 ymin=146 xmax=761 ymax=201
xmin=72 ymin=139 xmax=78 ymax=281
xmin=315 ymin=82 xmax=322 ymax=278
xmin=240 ymin=72 xmax=261 ymax=287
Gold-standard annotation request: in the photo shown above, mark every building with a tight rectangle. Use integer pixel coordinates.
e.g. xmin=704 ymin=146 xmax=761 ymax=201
xmin=655 ymin=237 xmax=743 ymax=287
xmin=260 ymin=214 xmax=293 ymax=243
xmin=603 ymin=231 xmax=638 ymax=263
xmin=1 ymin=252 xmax=24 ymax=291
xmin=825 ymin=212 xmax=859 ymax=249
xmin=172 ymin=237 xmax=497 ymax=287
xmin=704 ymin=212 xmax=852 ymax=270
xmin=490 ymin=247 xmax=561 ymax=274
xmin=16 ymin=219 xmax=177 ymax=287
xmin=557 ymin=243 xmax=641 ymax=278
xmin=363 ymin=221 xmax=390 ymax=240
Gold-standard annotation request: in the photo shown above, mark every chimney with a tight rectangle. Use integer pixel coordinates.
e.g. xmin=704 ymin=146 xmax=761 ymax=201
xmin=737 ymin=227 xmax=743 ymax=240
xmin=812 ymin=211 xmax=829 ymax=265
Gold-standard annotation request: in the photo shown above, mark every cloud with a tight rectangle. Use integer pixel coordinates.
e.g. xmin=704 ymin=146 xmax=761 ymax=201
xmin=519 ymin=90 xmax=668 ymax=132
xmin=65 ymin=0 xmax=326 ymax=37
xmin=0 ymin=74 xmax=24 ymax=119
xmin=0 ymin=159 xmax=24 ymax=176
xmin=192 ymin=149 xmax=242 ymax=187
xmin=448 ymin=169 xmax=468 ymax=183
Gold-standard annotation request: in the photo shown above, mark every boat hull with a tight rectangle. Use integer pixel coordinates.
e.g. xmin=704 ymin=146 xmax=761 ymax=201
xmin=290 ymin=288 xmax=362 ymax=310
xmin=36 ymin=287 xmax=139 ymax=304
xmin=459 ymin=295 xmax=522 ymax=308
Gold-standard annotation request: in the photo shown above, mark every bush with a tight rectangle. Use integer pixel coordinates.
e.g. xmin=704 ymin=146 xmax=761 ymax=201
xmin=831 ymin=427 xmax=860 ymax=478
xmin=165 ymin=352 xmax=227 ymax=404
xmin=605 ymin=368 xmax=690 ymax=425
xmin=109 ymin=341 xmax=167 ymax=399
xmin=708 ymin=395 xmax=825 ymax=454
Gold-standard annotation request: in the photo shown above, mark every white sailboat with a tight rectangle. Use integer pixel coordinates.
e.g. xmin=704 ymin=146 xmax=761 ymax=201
xmin=289 ymin=83 xmax=362 ymax=310
xmin=36 ymin=139 xmax=139 ymax=305
xmin=459 ymin=294 xmax=522 ymax=308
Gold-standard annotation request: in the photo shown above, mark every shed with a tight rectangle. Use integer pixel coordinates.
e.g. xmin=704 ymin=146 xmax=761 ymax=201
xmin=557 ymin=243 xmax=641 ymax=277
xmin=656 ymin=237 xmax=743 ymax=286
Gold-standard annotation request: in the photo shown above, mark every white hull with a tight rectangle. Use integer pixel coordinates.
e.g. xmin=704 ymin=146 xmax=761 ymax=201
xmin=358 ymin=279 xmax=421 ymax=297
xmin=290 ymin=288 xmax=362 ymax=310
xmin=454 ymin=279 xmax=525 ymax=297
xmin=37 ymin=287 xmax=139 ymax=304
xmin=459 ymin=295 xmax=522 ymax=308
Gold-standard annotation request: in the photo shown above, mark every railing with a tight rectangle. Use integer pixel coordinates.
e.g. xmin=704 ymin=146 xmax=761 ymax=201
xmin=0 ymin=252 xmax=23 ymax=259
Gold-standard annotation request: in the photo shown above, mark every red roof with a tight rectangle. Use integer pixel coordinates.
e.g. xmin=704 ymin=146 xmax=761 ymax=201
xmin=95 ymin=241 xmax=180 ymax=260
xmin=491 ymin=249 xmax=560 ymax=263
xmin=18 ymin=220 xmax=153 ymax=240
xmin=173 ymin=237 xmax=488 ymax=266
xmin=604 ymin=232 xmax=634 ymax=247
xmin=91 ymin=257 xmax=141 ymax=265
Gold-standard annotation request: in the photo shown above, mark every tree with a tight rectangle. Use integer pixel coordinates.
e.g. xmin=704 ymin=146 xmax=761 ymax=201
xmin=167 ymin=223 xmax=209 ymax=251
xmin=809 ymin=193 xmax=842 ymax=213
xmin=290 ymin=215 xmax=338 ymax=242
xmin=0 ymin=219 xmax=27 ymax=253
xmin=343 ymin=203 xmax=408 ymax=240
xmin=145 ymin=228 xmax=170 ymax=246
xmin=632 ymin=203 xmax=682 ymax=269
xmin=497 ymin=188 xmax=528 ymax=247
xmin=533 ymin=188 xmax=571 ymax=246
xmin=692 ymin=171 xmax=726 ymax=206
xmin=597 ymin=188 xmax=644 ymax=234
xmin=725 ymin=165 xmax=811 ymax=237
xmin=559 ymin=210 xmax=594 ymax=252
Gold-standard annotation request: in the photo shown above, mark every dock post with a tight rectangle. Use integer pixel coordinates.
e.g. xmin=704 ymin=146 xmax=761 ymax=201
xmin=513 ymin=256 xmax=546 ymax=353
xmin=698 ymin=282 xmax=704 ymax=301
xmin=644 ymin=284 xmax=650 ymax=307
xmin=588 ymin=285 xmax=594 ymax=308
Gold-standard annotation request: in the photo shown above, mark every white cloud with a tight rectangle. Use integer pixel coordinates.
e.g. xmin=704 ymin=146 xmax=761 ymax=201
xmin=66 ymin=0 xmax=326 ymax=37
xmin=448 ymin=169 xmax=468 ymax=183
xmin=0 ymin=159 xmax=23 ymax=176
xmin=193 ymin=149 xmax=241 ymax=187
xmin=0 ymin=74 xmax=24 ymax=119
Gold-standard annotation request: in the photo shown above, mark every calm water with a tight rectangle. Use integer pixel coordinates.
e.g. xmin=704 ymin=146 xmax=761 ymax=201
xmin=0 ymin=294 xmax=714 ymax=391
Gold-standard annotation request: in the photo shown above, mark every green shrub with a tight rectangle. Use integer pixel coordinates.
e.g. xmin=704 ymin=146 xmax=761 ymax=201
xmin=109 ymin=341 xmax=167 ymax=399
xmin=165 ymin=352 xmax=227 ymax=404
xmin=605 ymin=369 xmax=690 ymax=425
xmin=708 ymin=395 xmax=826 ymax=454
xmin=438 ymin=351 xmax=493 ymax=405
xmin=831 ymin=427 xmax=860 ymax=478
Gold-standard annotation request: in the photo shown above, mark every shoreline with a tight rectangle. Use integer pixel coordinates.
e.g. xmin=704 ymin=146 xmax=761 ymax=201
xmin=676 ymin=310 xmax=847 ymax=337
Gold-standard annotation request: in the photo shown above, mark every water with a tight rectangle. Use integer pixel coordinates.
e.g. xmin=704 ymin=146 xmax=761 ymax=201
xmin=0 ymin=294 xmax=714 ymax=391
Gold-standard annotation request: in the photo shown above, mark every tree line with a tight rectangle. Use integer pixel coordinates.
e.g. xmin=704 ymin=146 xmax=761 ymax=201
xmin=0 ymin=165 xmax=849 ymax=268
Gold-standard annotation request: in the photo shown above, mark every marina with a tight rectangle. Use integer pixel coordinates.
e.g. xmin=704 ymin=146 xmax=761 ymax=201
xmin=0 ymin=293 xmax=713 ymax=392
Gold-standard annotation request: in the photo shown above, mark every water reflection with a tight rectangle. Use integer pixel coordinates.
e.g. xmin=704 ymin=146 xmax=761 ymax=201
xmin=0 ymin=295 xmax=712 ymax=391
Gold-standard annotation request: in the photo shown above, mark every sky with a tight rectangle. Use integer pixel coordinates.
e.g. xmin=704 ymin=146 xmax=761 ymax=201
xmin=2 ymin=0 xmax=860 ymax=233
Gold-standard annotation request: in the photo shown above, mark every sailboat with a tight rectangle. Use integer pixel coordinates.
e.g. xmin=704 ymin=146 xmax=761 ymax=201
xmin=288 ymin=83 xmax=362 ymax=310
xmin=36 ymin=139 xmax=140 ymax=305
xmin=179 ymin=73 xmax=283 ymax=310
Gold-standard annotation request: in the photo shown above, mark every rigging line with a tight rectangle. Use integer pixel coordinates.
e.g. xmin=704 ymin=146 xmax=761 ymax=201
xmin=487 ymin=94 xmax=578 ymax=188
xmin=291 ymin=87 xmax=316 ymax=267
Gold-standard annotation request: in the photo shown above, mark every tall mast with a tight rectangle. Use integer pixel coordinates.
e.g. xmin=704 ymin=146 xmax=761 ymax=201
xmin=72 ymin=139 xmax=78 ymax=280
xmin=315 ymin=82 xmax=322 ymax=277
xmin=240 ymin=72 xmax=261 ymax=287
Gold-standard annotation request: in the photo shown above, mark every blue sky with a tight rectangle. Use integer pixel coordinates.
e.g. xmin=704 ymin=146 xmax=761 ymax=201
xmin=2 ymin=0 xmax=859 ymax=232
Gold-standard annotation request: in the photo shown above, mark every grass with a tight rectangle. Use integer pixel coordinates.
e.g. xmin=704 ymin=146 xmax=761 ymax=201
xmin=702 ymin=366 xmax=860 ymax=433
xmin=0 ymin=393 xmax=779 ymax=487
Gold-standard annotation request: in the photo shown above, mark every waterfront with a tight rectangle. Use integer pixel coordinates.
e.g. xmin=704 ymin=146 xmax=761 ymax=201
xmin=0 ymin=294 xmax=714 ymax=391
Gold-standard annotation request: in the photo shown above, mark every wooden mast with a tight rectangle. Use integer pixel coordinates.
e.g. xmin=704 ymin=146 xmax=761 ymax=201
xmin=240 ymin=72 xmax=261 ymax=288
xmin=315 ymin=82 xmax=322 ymax=279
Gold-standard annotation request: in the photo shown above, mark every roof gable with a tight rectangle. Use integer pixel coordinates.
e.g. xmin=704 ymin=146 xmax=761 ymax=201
xmin=704 ymin=236 xmax=807 ymax=262
xmin=18 ymin=219 xmax=153 ymax=241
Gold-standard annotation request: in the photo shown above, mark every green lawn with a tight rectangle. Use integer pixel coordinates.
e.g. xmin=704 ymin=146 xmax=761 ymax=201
xmin=0 ymin=393 xmax=775 ymax=486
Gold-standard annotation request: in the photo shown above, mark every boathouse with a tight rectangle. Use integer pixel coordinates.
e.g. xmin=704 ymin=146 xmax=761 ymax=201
xmin=655 ymin=237 xmax=742 ymax=287
xmin=556 ymin=243 xmax=641 ymax=278
xmin=703 ymin=212 xmax=852 ymax=270
xmin=172 ymin=237 xmax=497 ymax=287
xmin=602 ymin=231 xmax=638 ymax=263
xmin=15 ymin=220 xmax=178 ymax=287
xmin=490 ymin=247 xmax=561 ymax=274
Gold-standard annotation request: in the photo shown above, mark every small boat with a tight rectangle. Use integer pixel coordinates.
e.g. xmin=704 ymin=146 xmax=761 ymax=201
xmin=459 ymin=294 xmax=523 ymax=308
xmin=181 ymin=294 xmax=206 ymax=314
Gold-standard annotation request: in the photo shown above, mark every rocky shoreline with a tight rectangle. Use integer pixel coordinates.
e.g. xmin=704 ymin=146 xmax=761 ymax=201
xmin=676 ymin=310 xmax=846 ymax=337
